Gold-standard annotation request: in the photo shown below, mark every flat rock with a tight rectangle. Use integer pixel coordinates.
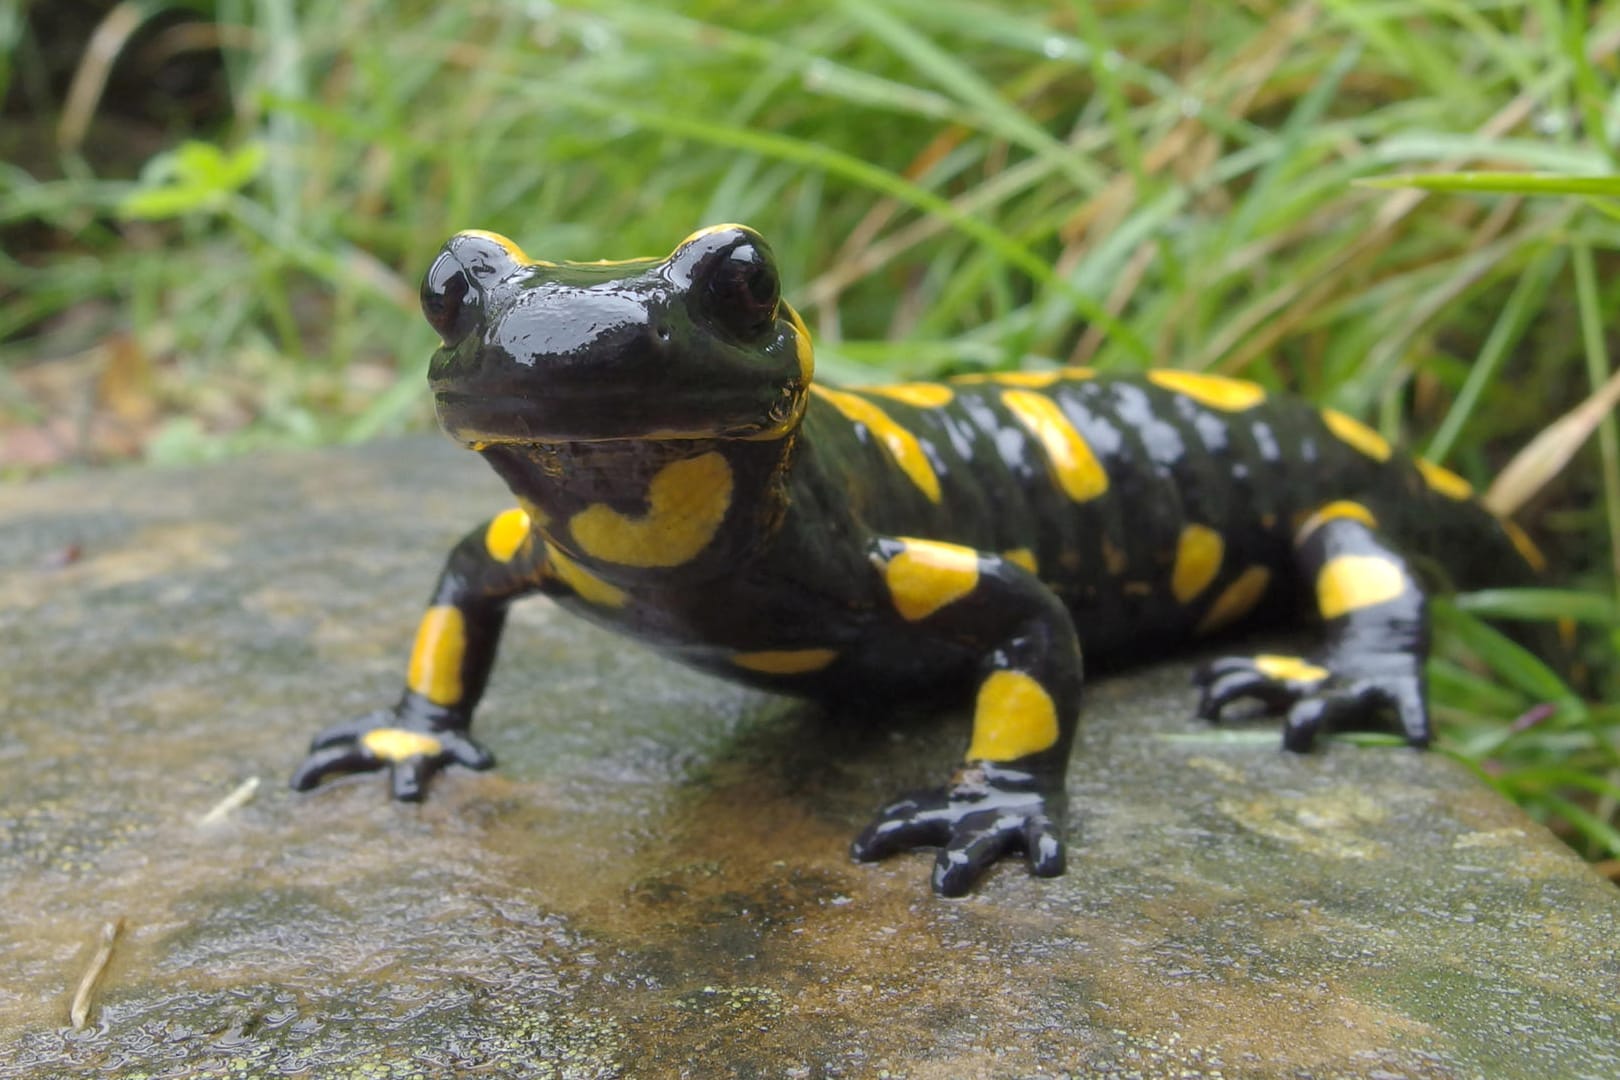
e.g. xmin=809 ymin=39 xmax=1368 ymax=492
xmin=2 ymin=438 xmax=1617 ymax=1079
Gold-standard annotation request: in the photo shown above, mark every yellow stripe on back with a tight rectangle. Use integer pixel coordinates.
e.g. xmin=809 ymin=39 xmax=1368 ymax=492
xmin=1146 ymin=370 xmax=1265 ymax=411
xmin=1321 ymin=409 xmax=1392 ymax=462
xmin=1000 ymin=389 xmax=1109 ymax=502
xmin=812 ymin=386 xmax=942 ymax=502
xmin=1416 ymin=458 xmax=1473 ymax=500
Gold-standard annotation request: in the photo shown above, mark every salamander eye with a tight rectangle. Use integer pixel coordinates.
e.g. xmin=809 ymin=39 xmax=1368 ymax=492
xmin=421 ymin=251 xmax=481 ymax=347
xmin=705 ymin=241 xmax=780 ymax=340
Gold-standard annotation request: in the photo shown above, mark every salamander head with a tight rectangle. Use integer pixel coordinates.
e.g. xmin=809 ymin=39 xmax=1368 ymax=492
xmin=422 ymin=224 xmax=813 ymax=448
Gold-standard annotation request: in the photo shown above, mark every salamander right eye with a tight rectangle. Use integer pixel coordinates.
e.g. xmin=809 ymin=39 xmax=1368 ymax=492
xmin=421 ymin=251 xmax=481 ymax=347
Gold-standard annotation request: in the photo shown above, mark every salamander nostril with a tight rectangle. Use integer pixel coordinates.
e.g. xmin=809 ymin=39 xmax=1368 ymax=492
xmin=421 ymin=251 xmax=481 ymax=347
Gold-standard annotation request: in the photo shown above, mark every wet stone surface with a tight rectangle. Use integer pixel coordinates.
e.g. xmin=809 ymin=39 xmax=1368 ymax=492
xmin=2 ymin=438 xmax=1618 ymax=1079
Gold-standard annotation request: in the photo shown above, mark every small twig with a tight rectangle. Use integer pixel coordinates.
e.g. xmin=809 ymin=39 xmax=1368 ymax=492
xmin=197 ymin=776 xmax=261 ymax=827
xmin=69 ymin=919 xmax=124 ymax=1030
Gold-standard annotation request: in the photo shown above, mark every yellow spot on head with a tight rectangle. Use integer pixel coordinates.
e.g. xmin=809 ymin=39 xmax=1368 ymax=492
xmin=966 ymin=670 xmax=1060 ymax=761
xmin=1416 ymin=458 xmax=1473 ymax=500
xmin=484 ymin=508 xmax=533 ymax=563
xmin=1252 ymin=654 xmax=1330 ymax=683
xmin=812 ymin=386 xmax=942 ymax=502
xmin=545 ymin=543 xmax=628 ymax=607
xmin=362 ymin=728 xmax=446 ymax=763
xmin=678 ymin=222 xmax=751 ymax=248
xmin=864 ymin=382 xmax=955 ymax=408
xmin=1172 ymin=524 xmax=1225 ymax=604
xmin=568 ymin=451 xmax=734 ymax=568
xmin=1500 ymin=519 xmax=1547 ymax=573
xmin=1295 ymin=500 xmax=1378 ymax=545
xmin=1196 ymin=566 xmax=1271 ymax=635
xmin=458 ymin=229 xmax=532 ymax=264
xmin=731 ymin=648 xmax=838 ymax=675
xmin=1003 ymin=548 xmax=1038 ymax=574
xmin=1147 ymin=370 xmax=1265 ymax=411
xmin=782 ymin=302 xmax=815 ymax=383
xmin=878 ymin=538 xmax=980 ymax=622
xmin=1321 ymin=409 xmax=1392 ymax=462
xmin=407 ymin=605 xmax=466 ymax=706
xmin=1317 ymin=554 xmax=1407 ymax=619
xmin=1001 ymin=389 xmax=1109 ymax=502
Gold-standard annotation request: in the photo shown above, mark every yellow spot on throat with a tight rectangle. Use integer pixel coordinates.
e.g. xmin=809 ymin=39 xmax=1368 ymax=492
xmin=967 ymin=670 xmax=1060 ymax=761
xmin=1295 ymin=500 xmax=1378 ymax=545
xmin=1317 ymin=554 xmax=1407 ymax=619
xmin=812 ymin=386 xmax=942 ymax=502
xmin=879 ymin=539 xmax=980 ymax=621
xmin=731 ymin=648 xmax=838 ymax=674
xmin=1001 ymin=389 xmax=1109 ymax=502
xmin=362 ymin=728 xmax=446 ymax=763
xmin=568 ymin=452 xmax=734 ymax=568
xmin=1147 ymin=370 xmax=1265 ymax=411
xmin=1416 ymin=458 xmax=1473 ymax=500
xmin=1172 ymin=524 xmax=1225 ymax=603
xmin=1196 ymin=566 xmax=1271 ymax=635
xmin=1252 ymin=654 xmax=1329 ymax=683
xmin=1321 ymin=409 xmax=1391 ymax=461
xmin=545 ymin=543 xmax=627 ymax=607
xmin=864 ymin=382 xmax=955 ymax=408
xmin=407 ymin=605 xmax=466 ymax=707
xmin=484 ymin=508 xmax=533 ymax=562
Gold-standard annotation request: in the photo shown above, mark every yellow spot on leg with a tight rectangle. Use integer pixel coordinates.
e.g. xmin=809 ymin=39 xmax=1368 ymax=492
xmin=569 ymin=452 xmax=734 ymax=568
xmin=967 ymin=671 xmax=1060 ymax=761
xmin=1321 ymin=409 xmax=1392 ymax=462
xmin=1196 ymin=566 xmax=1272 ymax=634
xmin=407 ymin=605 xmax=466 ymax=707
xmin=1295 ymin=500 xmax=1379 ymax=545
xmin=864 ymin=382 xmax=956 ymax=408
xmin=878 ymin=539 xmax=981 ymax=622
xmin=544 ymin=543 xmax=628 ymax=608
xmin=1252 ymin=654 xmax=1329 ymax=683
xmin=484 ymin=508 xmax=532 ymax=562
xmin=811 ymin=386 xmax=942 ymax=502
xmin=362 ymin=728 xmax=446 ymax=763
xmin=731 ymin=648 xmax=839 ymax=674
xmin=1001 ymin=389 xmax=1109 ymax=502
xmin=1317 ymin=555 xmax=1407 ymax=619
xmin=1172 ymin=524 xmax=1225 ymax=603
xmin=1146 ymin=370 xmax=1266 ymax=411
xmin=1416 ymin=458 xmax=1473 ymax=500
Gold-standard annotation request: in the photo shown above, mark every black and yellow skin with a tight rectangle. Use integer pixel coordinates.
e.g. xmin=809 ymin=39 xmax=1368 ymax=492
xmin=291 ymin=224 xmax=1544 ymax=896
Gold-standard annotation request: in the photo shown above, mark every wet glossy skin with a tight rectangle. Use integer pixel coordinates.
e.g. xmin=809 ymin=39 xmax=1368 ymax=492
xmin=292 ymin=224 xmax=1542 ymax=896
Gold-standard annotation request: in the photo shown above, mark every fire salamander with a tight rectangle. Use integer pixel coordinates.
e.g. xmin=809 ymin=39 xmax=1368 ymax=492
xmin=292 ymin=224 xmax=1546 ymax=896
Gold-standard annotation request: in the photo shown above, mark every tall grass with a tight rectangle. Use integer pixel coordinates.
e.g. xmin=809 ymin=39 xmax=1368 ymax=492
xmin=3 ymin=0 xmax=1619 ymax=864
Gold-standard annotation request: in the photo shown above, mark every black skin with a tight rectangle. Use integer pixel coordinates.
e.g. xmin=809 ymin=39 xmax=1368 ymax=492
xmin=292 ymin=224 xmax=1539 ymax=897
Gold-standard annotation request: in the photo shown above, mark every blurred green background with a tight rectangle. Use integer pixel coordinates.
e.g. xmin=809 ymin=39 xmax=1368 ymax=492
xmin=4 ymin=0 xmax=1620 ymax=870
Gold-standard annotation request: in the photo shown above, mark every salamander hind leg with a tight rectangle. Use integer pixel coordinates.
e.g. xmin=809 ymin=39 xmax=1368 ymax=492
xmin=849 ymin=538 xmax=1082 ymax=896
xmin=1193 ymin=502 xmax=1430 ymax=752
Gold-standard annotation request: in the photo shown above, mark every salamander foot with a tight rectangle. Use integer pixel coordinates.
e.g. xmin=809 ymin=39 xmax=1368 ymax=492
xmin=290 ymin=706 xmax=494 ymax=800
xmin=1193 ymin=652 xmax=1430 ymax=751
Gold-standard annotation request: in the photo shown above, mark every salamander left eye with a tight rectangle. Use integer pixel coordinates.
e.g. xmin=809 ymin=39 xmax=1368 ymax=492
xmin=706 ymin=242 xmax=780 ymax=340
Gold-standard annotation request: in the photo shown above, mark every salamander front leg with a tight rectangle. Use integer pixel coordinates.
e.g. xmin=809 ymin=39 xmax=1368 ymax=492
xmin=291 ymin=509 xmax=546 ymax=800
xmin=850 ymin=538 xmax=1082 ymax=896
xmin=1194 ymin=502 xmax=1430 ymax=751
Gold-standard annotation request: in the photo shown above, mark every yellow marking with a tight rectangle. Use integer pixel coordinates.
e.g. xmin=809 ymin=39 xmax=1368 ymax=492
xmin=1171 ymin=524 xmax=1225 ymax=604
xmin=966 ymin=670 xmax=1060 ymax=761
xmin=1321 ymin=409 xmax=1392 ymax=462
xmin=544 ymin=543 xmax=628 ymax=607
xmin=361 ymin=728 xmax=446 ymax=763
xmin=678 ymin=222 xmax=750 ymax=248
xmin=1000 ymin=389 xmax=1109 ymax=502
xmin=517 ymin=496 xmax=551 ymax=530
xmin=952 ymin=367 xmax=1094 ymax=386
xmin=811 ymin=386 xmax=942 ymax=502
xmin=1252 ymin=654 xmax=1330 ymax=683
xmin=484 ymin=508 xmax=533 ymax=563
xmin=407 ymin=605 xmax=466 ymax=707
xmin=1500 ymin=519 xmax=1547 ymax=573
xmin=569 ymin=452 xmax=734 ymax=568
xmin=1146 ymin=370 xmax=1265 ymax=411
xmin=731 ymin=648 xmax=839 ymax=675
xmin=879 ymin=539 xmax=980 ymax=622
xmin=458 ymin=229 xmax=532 ymax=264
xmin=782 ymin=301 xmax=815 ymax=383
xmin=1416 ymin=458 xmax=1473 ymax=500
xmin=864 ymin=382 xmax=955 ymax=408
xmin=1003 ymin=548 xmax=1038 ymax=574
xmin=1196 ymin=566 xmax=1272 ymax=635
xmin=1317 ymin=554 xmax=1407 ymax=619
xmin=1295 ymin=500 xmax=1379 ymax=545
